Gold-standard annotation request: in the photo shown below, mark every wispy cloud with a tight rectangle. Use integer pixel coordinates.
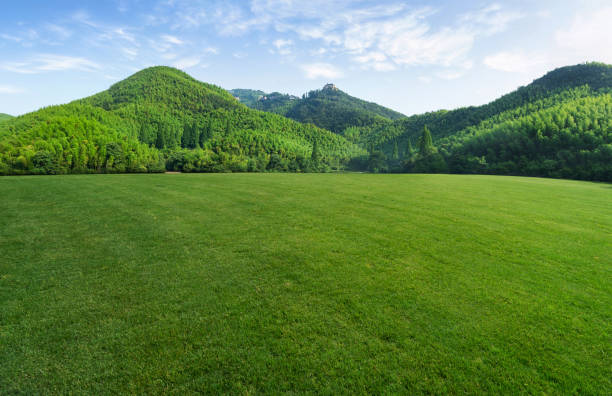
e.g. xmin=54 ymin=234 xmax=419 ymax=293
xmin=555 ymin=6 xmax=612 ymax=64
xmin=301 ymin=63 xmax=343 ymax=80
xmin=273 ymin=38 xmax=293 ymax=55
xmin=0 ymin=54 xmax=100 ymax=74
xmin=0 ymin=85 xmax=24 ymax=94
xmin=484 ymin=51 xmax=548 ymax=73
xmin=151 ymin=1 xmax=523 ymax=75
xmin=161 ymin=34 xmax=184 ymax=45
xmin=483 ymin=6 xmax=612 ymax=75
xmin=0 ymin=29 xmax=39 ymax=47
xmin=172 ymin=56 xmax=201 ymax=69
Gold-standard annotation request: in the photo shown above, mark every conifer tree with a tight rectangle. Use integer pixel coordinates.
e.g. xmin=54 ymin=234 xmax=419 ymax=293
xmin=418 ymin=126 xmax=434 ymax=156
xmin=311 ymin=140 xmax=321 ymax=163
xmin=406 ymin=138 xmax=414 ymax=157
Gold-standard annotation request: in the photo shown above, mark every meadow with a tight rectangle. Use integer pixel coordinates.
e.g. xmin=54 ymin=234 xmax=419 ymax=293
xmin=0 ymin=173 xmax=610 ymax=394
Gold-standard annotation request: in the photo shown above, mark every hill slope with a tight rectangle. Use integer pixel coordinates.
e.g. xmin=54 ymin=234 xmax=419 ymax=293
xmin=360 ymin=63 xmax=612 ymax=181
xmin=0 ymin=113 xmax=13 ymax=123
xmin=231 ymin=84 xmax=405 ymax=133
xmin=0 ymin=67 xmax=364 ymax=175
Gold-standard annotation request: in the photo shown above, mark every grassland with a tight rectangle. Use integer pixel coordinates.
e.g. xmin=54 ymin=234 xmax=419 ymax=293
xmin=0 ymin=174 xmax=610 ymax=394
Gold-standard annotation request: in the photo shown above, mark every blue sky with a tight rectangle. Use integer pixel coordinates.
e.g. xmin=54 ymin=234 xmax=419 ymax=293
xmin=1 ymin=0 xmax=611 ymax=116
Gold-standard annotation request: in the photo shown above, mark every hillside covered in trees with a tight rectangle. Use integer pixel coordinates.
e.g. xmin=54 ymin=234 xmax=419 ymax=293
xmin=0 ymin=67 xmax=364 ymax=175
xmin=0 ymin=113 xmax=13 ymax=123
xmin=353 ymin=63 xmax=612 ymax=181
xmin=231 ymin=84 xmax=406 ymax=133
xmin=0 ymin=63 xmax=610 ymax=181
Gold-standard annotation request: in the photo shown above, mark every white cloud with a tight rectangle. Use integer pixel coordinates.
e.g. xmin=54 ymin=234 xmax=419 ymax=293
xmin=301 ymin=63 xmax=343 ymax=80
xmin=555 ymin=7 xmax=612 ymax=64
xmin=353 ymin=52 xmax=387 ymax=64
xmin=273 ymin=38 xmax=292 ymax=49
xmin=0 ymin=29 xmax=39 ymax=46
xmin=161 ymin=34 xmax=184 ymax=45
xmin=146 ymin=1 xmax=522 ymax=74
xmin=0 ymin=55 xmax=100 ymax=74
xmin=436 ymin=70 xmax=465 ymax=80
xmin=36 ymin=55 xmax=100 ymax=72
xmin=460 ymin=4 xmax=523 ymax=35
xmin=483 ymin=51 xmax=548 ymax=73
xmin=114 ymin=28 xmax=136 ymax=43
xmin=121 ymin=47 xmax=139 ymax=59
xmin=272 ymin=38 xmax=292 ymax=55
xmin=0 ymin=85 xmax=24 ymax=94
xmin=310 ymin=47 xmax=327 ymax=56
xmin=172 ymin=56 xmax=200 ymax=69
xmin=371 ymin=62 xmax=396 ymax=72
xmin=483 ymin=7 xmax=612 ymax=76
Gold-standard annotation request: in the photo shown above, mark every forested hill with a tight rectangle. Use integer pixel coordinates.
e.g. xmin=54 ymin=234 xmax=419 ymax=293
xmin=360 ymin=63 xmax=612 ymax=181
xmin=0 ymin=67 xmax=364 ymax=175
xmin=229 ymin=89 xmax=268 ymax=108
xmin=356 ymin=63 xmax=612 ymax=150
xmin=231 ymin=84 xmax=406 ymax=133
xmin=0 ymin=113 xmax=13 ymax=123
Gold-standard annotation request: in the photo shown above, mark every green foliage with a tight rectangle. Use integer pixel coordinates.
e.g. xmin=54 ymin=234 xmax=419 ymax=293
xmin=438 ymin=94 xmax=612 ymax=181
xmin=367 ymin=150 xmax=387 ymax=173
xmin=0 ymin=112 xmax=162 ymax=175
xmin=234 ymin=84 xmax=406 ymax=134
xmin=0 ymin=113 xmax=13 ymax=124
xmin=0 ymin=67 xmax=364 ymax=175
xmin=227 ymin=88 xmax=266 ymax=107
xmin=357 ymin=63 xmax=612 ymax=150
xmin=311 ymin=139 xmax=320 ymax=164
xmin=418 ymin=126 xmax=435 ymax=156
xmin=357 ymin=63 xmax=612 ymax=181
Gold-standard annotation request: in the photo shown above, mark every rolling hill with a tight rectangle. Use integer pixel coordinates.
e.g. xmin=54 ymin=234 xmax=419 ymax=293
xmin=0 ymin=63 xmax=610 ymax=180
xmin=0 ymin=67 xmax=364 ymax=175
xmin=357 ymin=63 xmax=612 ymax=181
xmin=0 ymin=113 xmax=13 ymax=123
xmin=230 ymin=84 xmax=406 ymax=133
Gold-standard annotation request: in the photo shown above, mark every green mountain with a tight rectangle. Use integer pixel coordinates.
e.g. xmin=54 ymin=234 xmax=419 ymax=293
xmin=229 ymin=89 xmax=267 ymax=107
xmin=0 ymin=113 xmax=13 ymax=123
xmin=0 ymin=67 xmax=364 ymax=175
xmin=360 ymin=63 xmax=612 ymax=181
xmin=231 ymin=84 xmax=405 ymax=134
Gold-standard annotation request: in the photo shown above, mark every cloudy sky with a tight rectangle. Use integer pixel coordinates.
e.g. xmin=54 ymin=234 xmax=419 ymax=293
xmin=1 ymin=0 xmax=611 ymax=116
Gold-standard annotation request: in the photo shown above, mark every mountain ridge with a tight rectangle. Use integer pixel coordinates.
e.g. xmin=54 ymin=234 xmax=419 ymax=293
xmin=230 ymin=84 xmax=406 ymax=133
xmin=0 ymin=66 xmax=364 ymax=175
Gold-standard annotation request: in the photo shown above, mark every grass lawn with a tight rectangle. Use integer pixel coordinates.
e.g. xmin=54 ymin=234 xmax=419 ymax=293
xmin=0 ymin=174 xmax=610 ymax=394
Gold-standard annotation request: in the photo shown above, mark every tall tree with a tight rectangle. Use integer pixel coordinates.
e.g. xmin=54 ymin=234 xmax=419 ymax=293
xmin=405 ymin=138 xmax=414 ymax=157
xmin=418 ymin=126 xmax=434 ymax=156
xmin=311 ymin=140 xmax=321 ymax=164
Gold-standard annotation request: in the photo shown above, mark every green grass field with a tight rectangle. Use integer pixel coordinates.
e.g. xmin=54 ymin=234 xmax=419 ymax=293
xmin=1 ymin=174 xmax=610 ymax=394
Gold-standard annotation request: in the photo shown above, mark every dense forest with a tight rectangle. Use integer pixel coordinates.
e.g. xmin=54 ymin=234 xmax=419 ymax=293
xmin=231 ymin=84 xmax=406 ymax=133
xmin=0 ymin=67 xmax=364 ymax=175
xmin=346 ymin=63 xmax=612 ymax=181
xmin=0 ymin=63 xmax=611 ymax=181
